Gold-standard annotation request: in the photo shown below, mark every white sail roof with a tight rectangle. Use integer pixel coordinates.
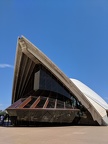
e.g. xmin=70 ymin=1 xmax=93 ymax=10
xmin=70 ymin=79 xmax=108 ymax=110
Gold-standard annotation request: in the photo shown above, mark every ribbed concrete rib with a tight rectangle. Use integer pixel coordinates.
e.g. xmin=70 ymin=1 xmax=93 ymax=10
xmin=21 ymin=61 xmax=35 ymax=97
xmin=12 ymin=43 xmax=23 ymax=103
xmin=17 ymin=54 xmax=28 ymax=99
xmin=18 ymin=58 xmax=32 ymax=97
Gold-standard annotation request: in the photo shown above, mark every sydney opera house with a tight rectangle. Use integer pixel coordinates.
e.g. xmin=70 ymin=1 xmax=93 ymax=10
xmin=7 ymin=36 xmax=108 ymax=126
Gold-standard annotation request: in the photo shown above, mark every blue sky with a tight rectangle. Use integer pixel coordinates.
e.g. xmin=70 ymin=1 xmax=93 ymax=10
xmin=0 ymin=0 xmax=108 ymax=110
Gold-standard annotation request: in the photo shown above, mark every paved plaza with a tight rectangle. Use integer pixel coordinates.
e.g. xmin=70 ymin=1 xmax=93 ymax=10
xmin=0 ymin=126 xmax=108 ymax=144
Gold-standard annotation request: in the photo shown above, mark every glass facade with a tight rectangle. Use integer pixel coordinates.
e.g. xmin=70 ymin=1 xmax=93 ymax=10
xmin=34 ymin=65 xmax=73 ymax=98
xmin=32 ymin=64 xmax=83 ymax=110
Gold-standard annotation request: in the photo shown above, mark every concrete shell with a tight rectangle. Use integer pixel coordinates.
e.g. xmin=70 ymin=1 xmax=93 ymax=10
xmin=11 ymin=36 xmax=108 ymax=125
xmin=70 ymin=79 xmax=108 ymax=125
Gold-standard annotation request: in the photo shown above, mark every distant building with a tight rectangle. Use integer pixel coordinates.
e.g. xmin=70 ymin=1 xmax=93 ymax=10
xmin=7 ymin=36 xmax=108 ymax=126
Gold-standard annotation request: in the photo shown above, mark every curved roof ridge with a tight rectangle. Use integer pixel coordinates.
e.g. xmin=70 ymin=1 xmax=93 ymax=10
xmin=70 ymin=78 xmax=108 ymax=110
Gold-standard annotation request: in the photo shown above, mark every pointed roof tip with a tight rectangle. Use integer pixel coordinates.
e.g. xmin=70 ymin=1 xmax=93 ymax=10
xmin=17 ymin=35 xmax=26 ymax=40
xmin=21 ymin=35 xmax=28 ymax=40
xmin=17 ymin=35 xmax=29 ymax=43
xmin=20 ymin=35 xmax=31 ymax=43
xmin=17 ymin=36 xmax=21 ymax=39
xmin=21 ymin=35 xmax=25 ymax=38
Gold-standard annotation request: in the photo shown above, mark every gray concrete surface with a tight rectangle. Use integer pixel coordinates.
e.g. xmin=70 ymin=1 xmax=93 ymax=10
xmin=0 ymin=126 xmax=108 ymax=144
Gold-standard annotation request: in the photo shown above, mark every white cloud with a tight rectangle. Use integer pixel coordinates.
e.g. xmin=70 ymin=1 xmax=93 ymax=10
xmin=0 ymin=64 xmax=13 ymax=68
